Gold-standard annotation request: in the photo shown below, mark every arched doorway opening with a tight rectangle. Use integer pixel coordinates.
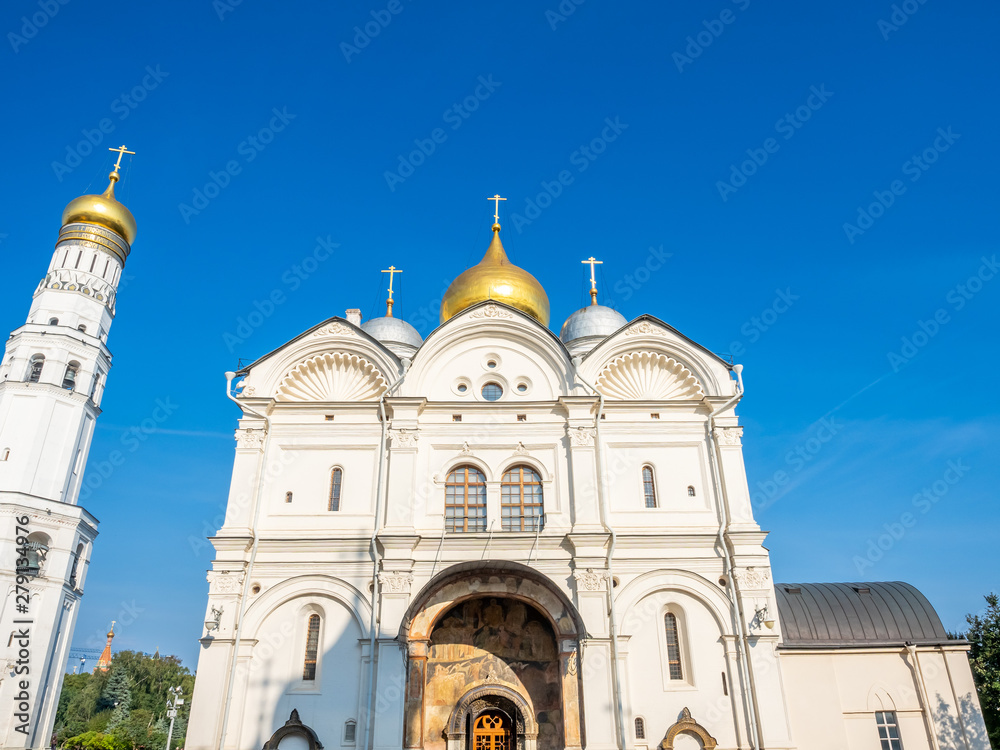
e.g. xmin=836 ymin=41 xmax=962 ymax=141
xmin=402 ymin=562 xmax=584 ymax=750
xmin=446 ymin=684 xmax=536 ymax=750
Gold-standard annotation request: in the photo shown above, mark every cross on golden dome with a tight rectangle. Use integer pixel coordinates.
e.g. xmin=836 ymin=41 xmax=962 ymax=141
xmin=487 ymin=194 xmax=506 ymax=229
xmin=108 ymin=145 xmax=135 ymax=175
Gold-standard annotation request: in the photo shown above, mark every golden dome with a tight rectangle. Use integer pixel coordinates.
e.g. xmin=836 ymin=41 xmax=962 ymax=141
xmin=440 ymin=224 xmax=550 ymax=325
xmin=61 ymin=172 xmax=137 ymax=245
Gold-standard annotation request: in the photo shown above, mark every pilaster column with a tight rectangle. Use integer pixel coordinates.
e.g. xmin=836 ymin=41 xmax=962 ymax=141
xmin=403 ymin=639 xmax=428 ymax=749
xmin=559 ymin=639 xmax=584 ymax=750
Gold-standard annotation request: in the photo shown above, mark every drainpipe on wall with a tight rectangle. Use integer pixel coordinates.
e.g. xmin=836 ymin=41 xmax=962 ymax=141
xmin=217 ymin=371 xmax=272 ymax=750
xmin=906 ymin=642 xmax=941 ymax=750
xmin=705 ymin=364 xmax=765 ymax=749
xmin=571 ymin=358 xmax=626 ymax=750
xmin=361 ymin=359 xmax=410 ymax=750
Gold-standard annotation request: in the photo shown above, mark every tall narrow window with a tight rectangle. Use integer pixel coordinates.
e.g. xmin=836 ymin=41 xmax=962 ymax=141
xmin=329 ymin=468 xmax=343 ymax=511
xmin=445 ymin=465 xmax=487 ymax=532
xmin=303 ymin=614 xmax=320 ymax=681
xmin=664 ymin=612 xmax=683 ymax=680
xmin=634 ymin=717 xmax=645 ymax=740
xmin=875 ymin=711 xmax=903 ymax=750
xmin=27 ymin=355 xmax=44 ymax=383
xmin=642 ymin=465 xmax=657 ymax=508
xmin=63 ymin=362 xmax=79 ymax=391
xmin=344 ymin=720 xmax=357 ymax=744
xmin=501 ymin=465 xmax=544 ymax=531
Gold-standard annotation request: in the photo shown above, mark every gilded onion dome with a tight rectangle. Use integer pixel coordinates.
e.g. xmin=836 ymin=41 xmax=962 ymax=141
xmin=440 ymin=224 xmax=550 ymax=325
xmin=61 ymin=171 xmax=137 ymax=245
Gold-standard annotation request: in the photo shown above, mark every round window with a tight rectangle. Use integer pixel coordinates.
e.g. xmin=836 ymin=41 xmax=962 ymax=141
xmin=487 ymin=360 xmax=497 ymax=369
xmin=481 ymin=382 xmax=503 ymax=401
xmin=516 ymin=383 xmax=528 ymax=393
xmin=457 ymin=384 xmax=468 ymax=393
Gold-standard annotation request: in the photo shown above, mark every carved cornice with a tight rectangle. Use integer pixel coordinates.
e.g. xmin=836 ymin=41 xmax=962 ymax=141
xmin=313 ymin=322 xmax=354 ymax=337
xmin=715 ymin=427 xmax=743 ymax=446
xmin=235 ymin=428 xmax=265 ymax=449
xmin=389 ymin=429 xmax=419 ymax=449
xmin=469 ymin=303 xmax=514 ymax=320
xmin=733 ymin=566 xmax=770 ymax=590
xmin=573 ymin=568 xmax=609 ymax=592
xmin=623 ymin=321 xmax=666 ymax=337
xmin=378 ymin=571 xmax=414 ymax=594
xmin=207 ymin=570 xmax=245 ymax=595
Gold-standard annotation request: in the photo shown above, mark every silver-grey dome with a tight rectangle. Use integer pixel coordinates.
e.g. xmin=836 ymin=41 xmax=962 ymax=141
xmin=560 ymin=305 xmax=627 ymax=348
xmin=361 ymin=316 xmax=423 ymax=356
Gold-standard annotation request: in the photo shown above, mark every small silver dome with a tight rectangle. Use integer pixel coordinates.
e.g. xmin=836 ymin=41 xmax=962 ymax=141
xmin=361 ymin=316 xmax=423 ymax=357
xmin=560 ymin=305 xmax=627 ymax=355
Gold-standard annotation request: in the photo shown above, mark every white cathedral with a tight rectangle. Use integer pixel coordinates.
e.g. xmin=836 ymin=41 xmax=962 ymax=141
xmin=0 ymin=173 xmax=990 ymax=750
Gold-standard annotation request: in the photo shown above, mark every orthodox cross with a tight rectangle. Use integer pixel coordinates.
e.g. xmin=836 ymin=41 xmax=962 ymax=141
xmin=382 ymin=265 xmax=402 ymax=317
xmin=108 ymin=145 xmax=135 ymax=174
xmin=488 ymin=194 xmax=506 ymax=225
xmin=582 ymin=256 xmax=603 ymax=305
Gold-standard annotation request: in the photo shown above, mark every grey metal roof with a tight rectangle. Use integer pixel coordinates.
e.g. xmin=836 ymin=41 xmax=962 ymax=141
xmin=774 ymin=582 xmax=952 ymax=648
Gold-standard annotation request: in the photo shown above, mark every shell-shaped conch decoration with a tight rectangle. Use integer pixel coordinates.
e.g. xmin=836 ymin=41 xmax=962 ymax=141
xmin=276 ymin=353 xmax=387 ymax=402
xmin=596 ymin=351 xmax=704 ymax=400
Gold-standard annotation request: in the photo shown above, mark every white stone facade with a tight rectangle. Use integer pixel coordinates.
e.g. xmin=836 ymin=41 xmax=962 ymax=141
xmin=0 ymin=215 xmax=128 ymax=746
xmin=187 ymin=299 xmax=989 ymax=750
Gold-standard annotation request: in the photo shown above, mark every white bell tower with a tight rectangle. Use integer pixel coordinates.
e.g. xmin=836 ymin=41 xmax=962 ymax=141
xmin=0 ymin=148 xmax=137 ymax=748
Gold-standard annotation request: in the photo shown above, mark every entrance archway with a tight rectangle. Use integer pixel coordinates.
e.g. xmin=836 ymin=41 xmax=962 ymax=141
xmin=402 ymin=562 xmax=584 ymax=750
xmin=446 ymin=684 xmax=536 ymax=750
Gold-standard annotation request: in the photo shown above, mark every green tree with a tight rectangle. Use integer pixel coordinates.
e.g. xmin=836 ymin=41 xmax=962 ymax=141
xmin=964 ymin=592 xmax=1000 ymax=746
xmin=54 ymin=651 xmax=193 ymax=750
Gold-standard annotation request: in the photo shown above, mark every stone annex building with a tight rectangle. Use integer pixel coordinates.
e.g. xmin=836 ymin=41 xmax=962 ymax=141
xmin=0 ymin=169 xmax=989 ymax=749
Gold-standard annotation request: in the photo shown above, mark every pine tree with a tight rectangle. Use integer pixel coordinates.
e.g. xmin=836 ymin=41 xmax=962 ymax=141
xmin=965 ymin=592 xmax=1000 ymax=746
xmin=100 ymin=666 xmax=132 ymax=731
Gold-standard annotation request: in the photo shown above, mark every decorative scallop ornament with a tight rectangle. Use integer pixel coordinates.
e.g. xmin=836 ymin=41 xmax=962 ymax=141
xmin=596 ymin=352 xmax=704 ymax=400
xmin=276 ymin=353 xmax=387 ymax=402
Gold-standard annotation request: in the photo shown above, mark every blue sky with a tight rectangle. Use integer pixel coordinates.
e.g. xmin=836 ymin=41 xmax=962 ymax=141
xmin=1 ymin=0 xmax=997 ymax=668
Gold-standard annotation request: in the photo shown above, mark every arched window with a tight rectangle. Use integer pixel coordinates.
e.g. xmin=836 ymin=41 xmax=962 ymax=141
xmin=664 ymin=612 xmax=683 ymax=680
xmin=687 ymin=485 xmax=696 ymax=496
xmin=344 ymin=720 xmax=357 ymax=744
xmin=329 ymin=468 xmax=343 ymax=511
xmin=303 ymin=613 xmax=321 ymax=680
xmin=634 ymin=717 xmax=646 ymax=740
xmin=17 ymin=532 xmax=51 ymax=578
xmin=27 ymin=355 xmax=44 ymax=383
xmin=285 ymin=491 xmax=293 ymax=503
xmin=70 ymin=543 xmax=84 ymax=588
xmin=642 ymin=465 xmax=657 ymax=508
xmin=501 ymin=465 xmax=544 ymax=532
xmin=48 ymin=318 xmax=59 ymax=326
xmin=445 ymin=465 xmax=487 ymax=532
xmin=63 ymin=362 xmax=79 ymax=391
xmin=78 ymin=324 xmax=87 ymax=333
xmin=875 ymin=711 xmax=902 ymax=750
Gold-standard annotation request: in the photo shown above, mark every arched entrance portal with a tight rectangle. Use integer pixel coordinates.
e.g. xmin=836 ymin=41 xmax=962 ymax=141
xmin=402 ymin=563 xmax=584 ymax=750
xmin=445 ymin=682 xmax=536 ymax=750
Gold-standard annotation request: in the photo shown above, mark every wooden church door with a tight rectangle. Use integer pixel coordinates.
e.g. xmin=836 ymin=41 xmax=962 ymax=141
xmin=472 ymin=712 xmax=512 ymax=750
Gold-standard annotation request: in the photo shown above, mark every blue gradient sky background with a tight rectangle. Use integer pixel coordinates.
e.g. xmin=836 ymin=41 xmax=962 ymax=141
xmin=1 ymin=0 xmax=997 ymax=668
